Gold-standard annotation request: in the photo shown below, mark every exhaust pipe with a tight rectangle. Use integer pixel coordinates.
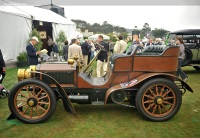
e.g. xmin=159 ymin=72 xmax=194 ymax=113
xmin=68 ymin=95 xmax=89 ymax=104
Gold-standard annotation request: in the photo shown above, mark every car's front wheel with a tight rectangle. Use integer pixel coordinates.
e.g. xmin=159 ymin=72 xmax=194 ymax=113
xmin=8 ymin=79 xmax=57 ymax=124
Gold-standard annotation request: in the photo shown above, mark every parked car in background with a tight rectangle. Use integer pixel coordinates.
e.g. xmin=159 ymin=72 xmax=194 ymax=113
xmin=169 ymin=29 xmax=200 ymax=70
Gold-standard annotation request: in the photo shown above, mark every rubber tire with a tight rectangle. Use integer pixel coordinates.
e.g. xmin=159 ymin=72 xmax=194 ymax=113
xmin=8 ymin=79 xmax=57 ymax=124
xmin=135 ymin=78 xmax=182 ymax=122
xmin=182 ymin=48 xmax=193 ymax=66
xmin=193 ymin=66 xmax=200 ymax=70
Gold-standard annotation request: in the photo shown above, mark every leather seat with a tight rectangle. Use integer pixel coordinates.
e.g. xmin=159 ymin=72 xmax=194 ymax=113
xmin=110 ymin=45 xmax=137 ymax=64
xmin=137 ymin=45 xmax=168 ymax=55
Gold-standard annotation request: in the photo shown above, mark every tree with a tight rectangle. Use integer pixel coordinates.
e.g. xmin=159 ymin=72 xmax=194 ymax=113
xmin=151 ymin=28 xmax=169 ymax=38
xmin=140 ymin=23 xmax=151 ymax=39
xmin=120 ymin=32 xmax=128 ymax=40
xmin=72 ymin=19 xmax=89 ymax=32
xmin=90 ymin=23 xmax=101 ymax=33
xmin=71 ymin=19 xmax=128 ymax=34
xmin=107 ymin=33 xmax=117 ymax=42
xmin=113 ymin=26 xmax=127 ymax=34
xmin=101 ymin=21 xmax=113 ymax=34
xmin=56 ymin=30 xmax=67 ymax=50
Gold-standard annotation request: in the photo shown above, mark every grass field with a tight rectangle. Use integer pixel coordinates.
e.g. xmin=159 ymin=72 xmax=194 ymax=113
xmin=0 ymin=66 xmax=199 ymax=138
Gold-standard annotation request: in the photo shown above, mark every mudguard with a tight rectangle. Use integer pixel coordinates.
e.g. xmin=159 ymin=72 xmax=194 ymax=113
xmin=31 ymin=71 xmax=76 ymax=116
xmin=105 ymin=73 xmax=193 ymax=104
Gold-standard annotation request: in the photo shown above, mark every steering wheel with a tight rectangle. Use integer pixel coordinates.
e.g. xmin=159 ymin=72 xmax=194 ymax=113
xmin=87 ymin=69 xmax=93 ymax=78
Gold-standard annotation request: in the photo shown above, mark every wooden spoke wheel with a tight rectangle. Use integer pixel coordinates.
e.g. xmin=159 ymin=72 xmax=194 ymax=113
xmin=8 ymin=79 xmax=56 ymax=124
xmin=136 ymin=78 xmax=182 ymax=122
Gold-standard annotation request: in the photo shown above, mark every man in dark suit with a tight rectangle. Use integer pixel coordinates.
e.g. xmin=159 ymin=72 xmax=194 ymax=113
xmin=146 ymin=39 xmax=154 ymax=46
xmin=26 ymin=36 xmax=41 ymax=65
xmin=0 ymin=49 xmax=6 ymax=83
xmin=96 ymin=35 xmax=109 ymax=77
xmin=81 ymin=39 xmax=90 ymax=66
xmin=62 ymin=40 xmax=69 ymax=61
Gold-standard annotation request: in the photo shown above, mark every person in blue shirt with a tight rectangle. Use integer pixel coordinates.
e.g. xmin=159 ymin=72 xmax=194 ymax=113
xmin=52 ymin=42 xmax=59 ymax=53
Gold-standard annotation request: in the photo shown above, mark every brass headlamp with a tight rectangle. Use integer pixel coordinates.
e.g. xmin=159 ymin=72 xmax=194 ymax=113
xmin=17 ymin=65 xmax=36 ymax=81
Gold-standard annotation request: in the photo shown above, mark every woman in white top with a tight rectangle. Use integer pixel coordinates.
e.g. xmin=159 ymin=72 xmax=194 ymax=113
xmin=176 ymin=36 xmax=188 ymax=82
xmin=89 ymin=41 xmax=95 ymax=60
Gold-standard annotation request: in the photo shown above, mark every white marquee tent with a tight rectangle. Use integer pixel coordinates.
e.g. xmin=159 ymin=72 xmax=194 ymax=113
xmin=0 ymin=3 xmax=76 ymax=61
xmin=88 ymin=34 xmax=110 ymax=41
xmin=75 ymin=31 xmax=83 ymax=39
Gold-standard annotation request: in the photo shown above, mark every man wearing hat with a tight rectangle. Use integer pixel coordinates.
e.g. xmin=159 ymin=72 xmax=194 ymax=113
xmin=26 ymin=36 xmax=41 ymax=65
xmin=154 ymin=38 xmax=162 ymax=45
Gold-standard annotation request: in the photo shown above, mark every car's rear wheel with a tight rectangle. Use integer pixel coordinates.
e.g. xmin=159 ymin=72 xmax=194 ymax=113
xmin=193 ymin=66 xmax=200 ymax=70
xmin=8 ymin=79 xmax=57 ymax=124
xmin=135 ymin=78 xmax=182 ymax=122
xmin=182 ymin=48 xmax=193 ymax=66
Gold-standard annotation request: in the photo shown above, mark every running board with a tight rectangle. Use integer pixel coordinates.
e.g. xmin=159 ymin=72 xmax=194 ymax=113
xmin=91 ymin=101 xmax=104 ymax=105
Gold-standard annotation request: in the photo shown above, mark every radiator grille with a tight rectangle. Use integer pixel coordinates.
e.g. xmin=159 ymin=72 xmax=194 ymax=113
xmin=42 ymin=71 xmax=74 ymax=84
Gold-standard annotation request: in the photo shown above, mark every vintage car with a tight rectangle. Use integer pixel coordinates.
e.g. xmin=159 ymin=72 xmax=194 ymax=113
xmin=8 ymin=44 xmax=193 ymax=124
xmin=169 ymin=29 xmax=200 ymax=70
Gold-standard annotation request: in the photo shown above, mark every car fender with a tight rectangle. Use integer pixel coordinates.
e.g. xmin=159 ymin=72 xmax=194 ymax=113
xmin=105 ymin=73 xmax=193 ymax=104
xmin=31 ymin=71 xmax=76 ymax=116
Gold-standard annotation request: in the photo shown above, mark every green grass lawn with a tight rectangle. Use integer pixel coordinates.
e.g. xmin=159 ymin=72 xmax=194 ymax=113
xmin=0 ymin=66 xmax=199 ymax=138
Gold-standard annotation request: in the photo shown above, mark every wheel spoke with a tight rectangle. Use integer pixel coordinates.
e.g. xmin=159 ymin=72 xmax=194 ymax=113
xmin=158 ymin=105 xmax=162 ymax=114
xmin=36 ymin=89 xmax=43 ymax=97
xmin=30 ymin=107 xmax=33 ymax=118
xmin=38 ymin=101 xmax=50 ymax=105
xmin=149 ymin=89 xmax=156 ymax=96
xmin=31 ymin=86 xmax=36 ymax=96
xmin=163 ymin=101 xmax=173 ymax=105
xmin=161 ymin=104 xmax=169 ymax=112
xmin=19 ymin=92 xmax=28 ymax=99
xmin=146 ymin=103 xmax=155 ymax=110
xmin=162 ymin=90 xmax=171 ymax=97
xmin=22 ymin=106 xmax=29 ymax=115
xmin=35 ymin=106 xmax=40 ymax=116
xmin=16 ymin=99 xmax=27 ymax=102
xmin=26 ymin=87 xmax=32 ymax=97
xmin=37 ymin=105 xmax=47 ymax=112
xmin=144 ymin=94 xmax=154 ymax=99
xmin=155 ymin=85 xmax=159 ymax=95
xmin=143 ymin=100 xmax=154 ymax=104
xmin=160 ymin=86 xmax=165 ymax=96
xmin=163 ymin=96 xmax=174 ymax=100
xmin=18 ymin=102 xmax=27 ymax=108
xmin=152 ymin=105 xmax=158 ymax=114
xmin=38 ymin=95 xmax=48 ymax=101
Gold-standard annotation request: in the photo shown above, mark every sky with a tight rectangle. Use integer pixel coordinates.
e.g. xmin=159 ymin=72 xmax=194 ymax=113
xmin=1 ymin=0 xmax=200 ymax=32
xmin=63 ymin=6 xmax=200 ymax=31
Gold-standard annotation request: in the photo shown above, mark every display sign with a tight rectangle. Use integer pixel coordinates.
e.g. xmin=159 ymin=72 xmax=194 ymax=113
xmin=39 ymin=31 xmax=47 ymax=39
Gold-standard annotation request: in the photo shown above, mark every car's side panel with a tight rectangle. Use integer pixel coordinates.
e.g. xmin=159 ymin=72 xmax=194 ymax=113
xmin=133 ymin=46 xmax=179 ymax=72
xmin=113 ymin=56 xmax=133 ymax=71
xmin=104 ymin=73 xmax=193 ymax=104
xmin=133 ymin=56 xmax=178 ymax=72
xmin=191 ymin=49 xmax=200 ymax=60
